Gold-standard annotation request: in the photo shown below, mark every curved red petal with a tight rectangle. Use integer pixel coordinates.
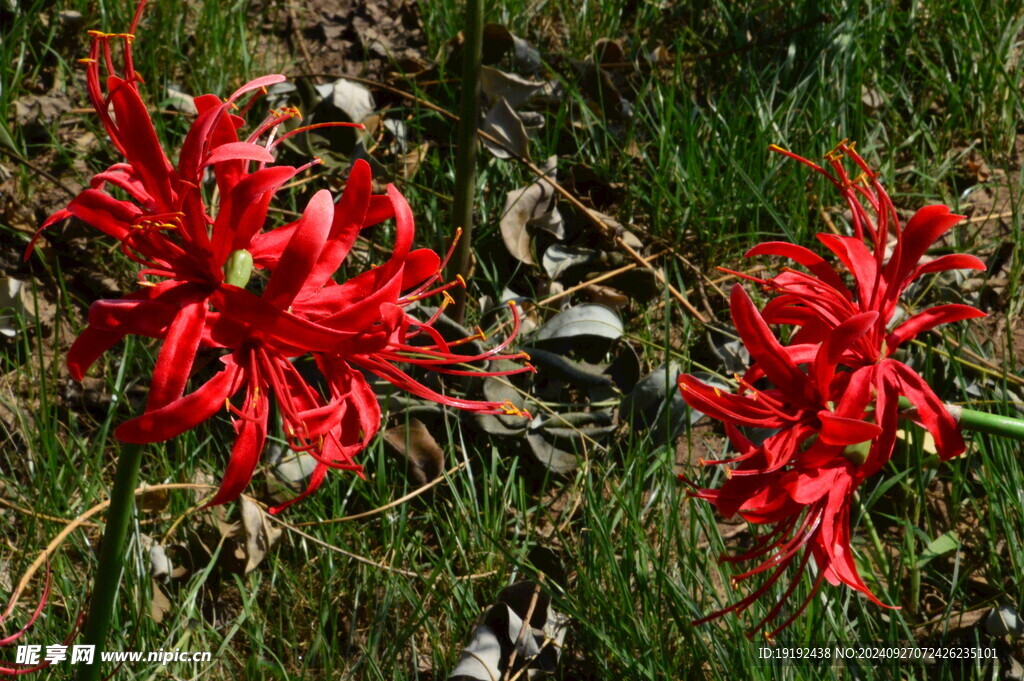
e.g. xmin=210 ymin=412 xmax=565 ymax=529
xmin=115 ymin=360 xmax=241 ymax=443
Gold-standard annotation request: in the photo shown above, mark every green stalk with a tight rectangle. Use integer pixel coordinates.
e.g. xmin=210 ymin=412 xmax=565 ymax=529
xmin=447 ymin=0 xmax=484 ymax=324
xmin=898 ymin=396 xmax=1024 ymax=441
xmin=75 ymin=442 xmax=145 ymax=681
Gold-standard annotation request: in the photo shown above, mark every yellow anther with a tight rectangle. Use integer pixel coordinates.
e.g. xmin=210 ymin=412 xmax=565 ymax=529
xmin=442 ymin=290 xmax=455 ymax=305
xmin=455 ymin=274 xmax=466 ymax=288
xmin=224 ymin=398 xmax=231 ymax=411
xmin=501 ymin=400 xmax=525 ymax=417
xmin=475 ymin=325 xmax=487 ymax=341
xmin=134 ymin=73 xmax=146 ymax=84
xmin=824 ymin=138 xmax=849 ymax=162
xmin=137 ymin=280 xmax=157 ymax=287
xmin=87 ymin=30 xmax=111 ymax=38
xmin=516 ymin=351 xmax=531 ymax=361
xmin=768 ymin=143 xmax=788 ymax=154
xmin=77 ymin=58 xmax=98 ymax=65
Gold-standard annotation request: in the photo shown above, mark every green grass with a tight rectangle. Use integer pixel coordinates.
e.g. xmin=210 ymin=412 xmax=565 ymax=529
xmin=1 ymin=0 xmax=1023 ymax=679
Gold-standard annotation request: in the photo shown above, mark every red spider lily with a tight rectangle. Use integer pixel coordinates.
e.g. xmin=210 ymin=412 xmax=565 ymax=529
xmin=37 ymin=7 xmax=532 ymax=510
xmin=681 ymin=285 xmax=896 ymax=637
xmin=684 ymin=143 xmax=987 ymax=636
xmin=731 ymin=141 xmax=986 ymax=460
xmin=99 ymin=183 xmax=532 ymax=511
xmin=33 ymin=15 xmax=380 ymax=420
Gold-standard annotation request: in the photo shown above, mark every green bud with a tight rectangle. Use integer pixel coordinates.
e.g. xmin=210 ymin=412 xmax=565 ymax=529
xmin=842 ymin=439 xmax=872 ymax=466
xmin=224 ymin=249 xmax=254 ymax=289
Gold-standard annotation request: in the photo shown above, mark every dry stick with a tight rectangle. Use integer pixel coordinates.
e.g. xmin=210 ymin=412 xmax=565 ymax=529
xmin=0 ymin=497 xmax=99 ymax=529
xmin=0 ymin=146 xmax=77 ymax=197
xmin=502 ymin=581 xmax=543 ymax=681
xmin=965 ymin=209 xmax=1014 ymax=224
xmin=299 ymin=72 xmax=708 ymax=324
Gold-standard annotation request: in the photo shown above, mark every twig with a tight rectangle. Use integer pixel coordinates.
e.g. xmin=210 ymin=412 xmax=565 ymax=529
xmin=294 ymin=462 xmax=467 ymax=527
xmin=0 ymin=146 xmax=77 ymax=197
xmin=503 ymin=581 xmax=542 ymax=681
xmin=0 ymin=497 xmax=99 ymax=529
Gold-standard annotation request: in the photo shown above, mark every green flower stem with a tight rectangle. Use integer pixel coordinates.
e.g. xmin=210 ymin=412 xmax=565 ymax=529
xmin=75 ymin=442 xmax=144 ymax=681
xmin=446 ymin=0 xmax=484 ymax=324
xmin=897 ymin=396 xmax=1024 ymax=441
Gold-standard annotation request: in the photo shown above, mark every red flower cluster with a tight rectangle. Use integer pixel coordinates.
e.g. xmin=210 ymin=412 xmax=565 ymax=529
xmin=681 ymin=142 xmax=985 ymax=637
xmin=37 ymin=5 xmax=531 ymax=512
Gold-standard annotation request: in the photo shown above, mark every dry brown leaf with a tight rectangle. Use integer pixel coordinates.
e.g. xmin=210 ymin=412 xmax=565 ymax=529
xmin=150 ymin=579 xmax=171 ymax=624
xmin=240 ymin=497 xmax=283 ymax=574
xmin=482 ymin=98 xmax=530 ymax=159
xmin=383 ymin=419 xmax=445 ymax=485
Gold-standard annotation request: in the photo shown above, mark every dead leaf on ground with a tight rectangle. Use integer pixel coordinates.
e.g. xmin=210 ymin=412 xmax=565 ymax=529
xmin=500 ymin=157 xmax=559 ymax=264
xmin=482 ymin=98 xmax=530 ymax=159
xmin=150 ymin=579 xmax=171 ymax=624
xmin=479 ymin=24 xmax=542 ymax=71
xmin=328 ymin=78 xmax=376 ymax=123
xmin=138 ymin=484 xmax=170 ymax=514
xmin=383 ymin=418 xmax=445 ymax=485
xmin=399 ymin=142 xmax=431 ymax=181
xmin=448 ymin=581 xmax=568 ymax=680
xmin=480 ymin=66 xmax=545 ymax=109
xmin=239 ymin=497 xmax=283 ymax=574
xmin=581 ymin=283 xmax=628 ymax=309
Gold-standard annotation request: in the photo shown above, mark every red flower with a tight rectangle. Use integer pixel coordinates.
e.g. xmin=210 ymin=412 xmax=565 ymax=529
xmin=681 ymin=286 xmax=893 ymax=636
xmin=39 ymin=11 xmax=532 ymax=510
xmin=684 ymin=143 xmax=987 ymax=636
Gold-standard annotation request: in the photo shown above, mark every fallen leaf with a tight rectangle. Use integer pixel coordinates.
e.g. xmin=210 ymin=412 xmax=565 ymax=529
xmin=239 ymin=497 xmax=283 ymax=574
xmin=594 ymin=38 xmax=625 ymax=67
xmin=448 ymin=581 xmax=568 ymax=680
xmin=581 ymin=283 xmax=628 ymax=309
xmin=399 ymin=142 xmax=431 ymax=181
xmin=480 ymin=66 xmax=545 ymax=108
xmin=986 ymin=605 xmax=1024 ymax=637
xmin=383 ymin=418 xmax=445 ymax=485
xmin=482 ymin=98 xmax=530 ymax=159
xmin=329 ymin=78 xmax=375 ymax=123
xmin=150 ymin=580 xmax=171 ymax=624
xmin=480 ymin=24 xmax=542 ymax=71
xmin=534 ymin=303 xmax=623 ymax=341
xmin=149 ymin=543 xmax=174 ymax=581
xmin=138 ymin=484 xmax=170 ymax=514
xmin=541 ymin=244 xmax=595 ymax=280
xmin=499 ymin=157 xmax=559 ymax=264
